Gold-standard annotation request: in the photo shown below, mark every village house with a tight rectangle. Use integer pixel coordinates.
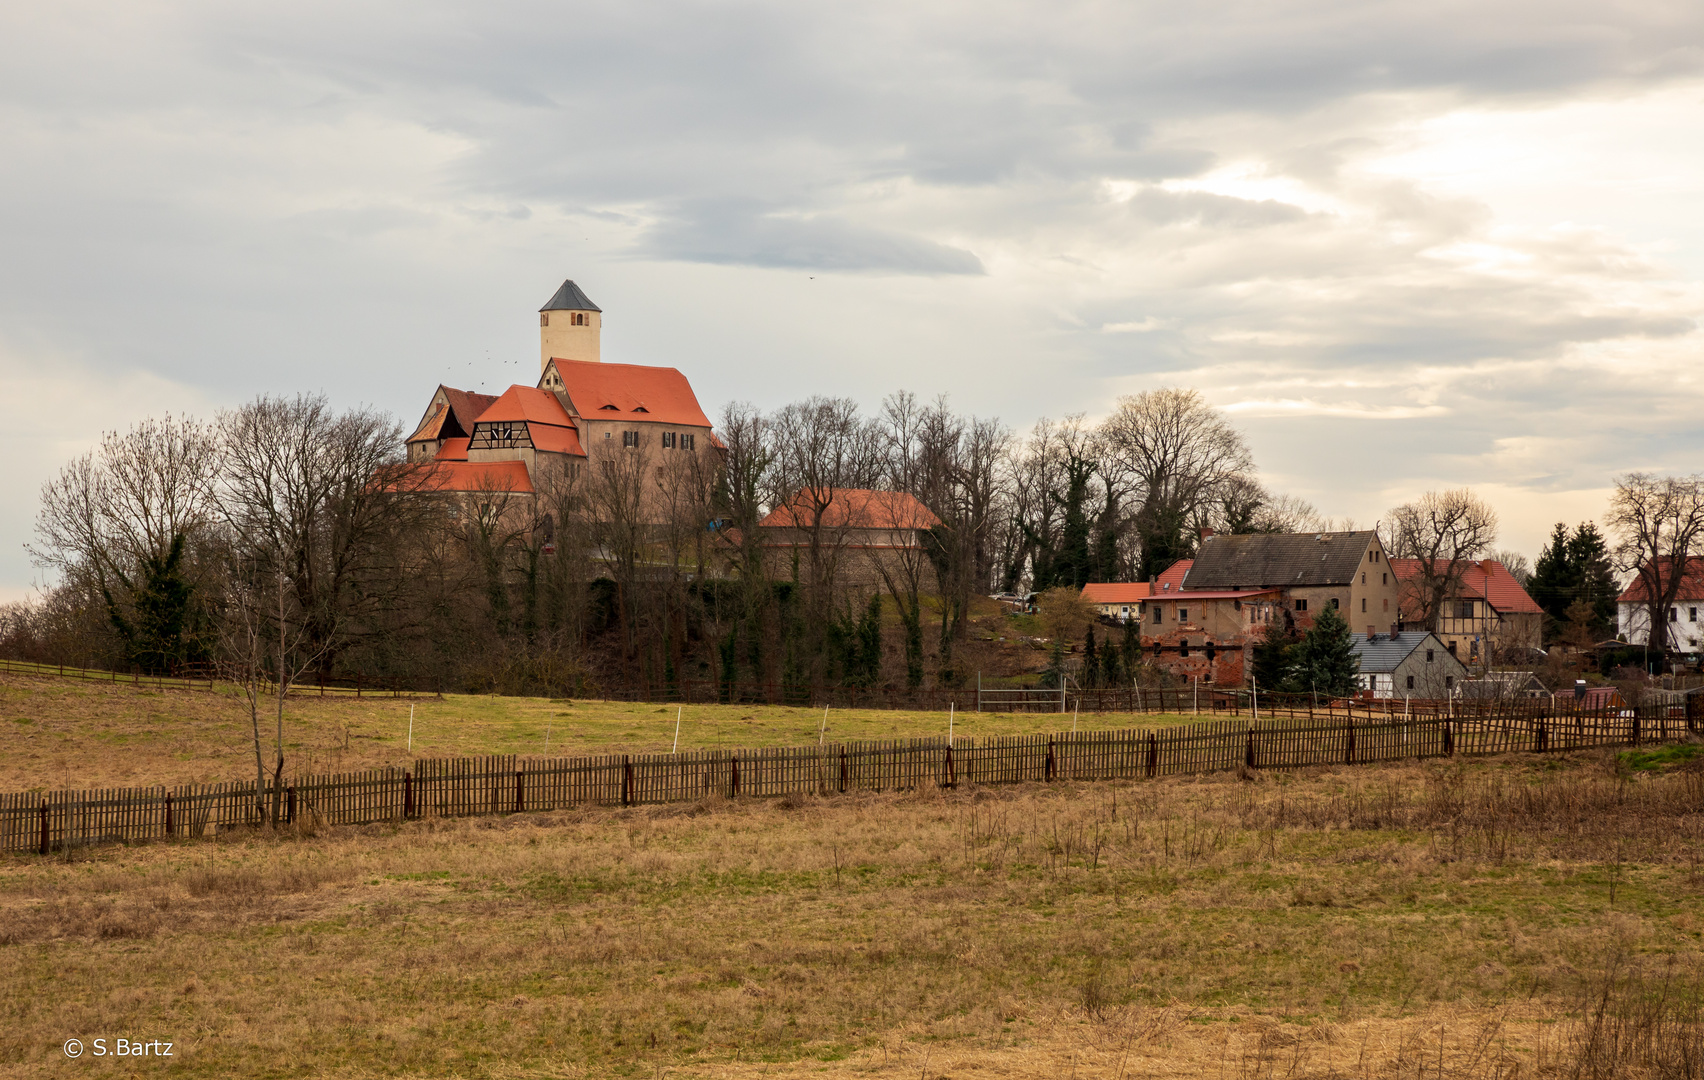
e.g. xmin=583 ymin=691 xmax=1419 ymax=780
xmin=1351 ymin=630 xmax=1468 ymax=699
xmin=1131 ymin=530 xmax=1402 ymax=687
xmin=1389 ymin=558 xmax=1543 ymax=665
xmin=1616 ymin=556 xmax=1704 ymax=657
xmin=403 ymin=280 xmax=718 ymax=516
xmin=1080 ymin=582 xmax=1150 ymax=623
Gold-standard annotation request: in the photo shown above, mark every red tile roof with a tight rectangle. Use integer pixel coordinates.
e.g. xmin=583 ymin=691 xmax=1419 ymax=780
xmin=1616 ymin=556 xmax=1704 ymax=604
xmin=434 ymin=437 xmax=470 ymax=461
xmin=1081 ymin=583 xmax=1151 ymax=604
xmin=527 ymin=422 xmax=585 ymax=456
xmin=475 ymin=385 xmax=576 ymax=426
xmin=759 ymin=489 xmax=942 ymax=531
xmin=547 ymin=359 xmax=713 ymax=428
xmin=1155 ymin=559 xmax=1192 ymax=593
xmin=1149 ymin=588 xmax=1280 ymax=601
xmin=407 ymin=403 xmax=449 ymax=443
xmin=415 ymin=460 xmax=535 ymax=494
xmin=1389 ymin=559 xmax=1542 ymax=615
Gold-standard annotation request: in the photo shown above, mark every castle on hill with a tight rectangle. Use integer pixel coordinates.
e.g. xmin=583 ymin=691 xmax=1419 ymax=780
xmin=404 ymin=280 xmax=717 ymax=495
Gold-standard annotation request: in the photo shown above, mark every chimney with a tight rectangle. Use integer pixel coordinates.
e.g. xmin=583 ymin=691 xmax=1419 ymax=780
xmin=1368 ymin=625 xmax=1376 ymax=639
xmin=1390 ymin=623 xmax=1400 ymax=638
xmin=1199 ymin=526 xmax=1215 ymax=541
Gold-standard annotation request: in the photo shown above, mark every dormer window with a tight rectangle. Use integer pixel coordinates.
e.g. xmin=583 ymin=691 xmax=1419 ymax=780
xmin=600 ymin=404 xmax=620 ymax=411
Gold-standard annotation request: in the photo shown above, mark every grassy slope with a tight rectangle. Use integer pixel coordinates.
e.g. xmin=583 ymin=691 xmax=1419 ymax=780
xmin=2 ymin=754 xmax=1702 ymax=1077
xmin=0 ymin=672 xmax=1198 ymax=793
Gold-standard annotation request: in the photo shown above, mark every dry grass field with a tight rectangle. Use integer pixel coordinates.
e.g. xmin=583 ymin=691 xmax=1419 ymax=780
xmin=3 ymin=746 xmax=1703 ymax=1078
xmin=0 ymin=671 xmax=1191 ymax=793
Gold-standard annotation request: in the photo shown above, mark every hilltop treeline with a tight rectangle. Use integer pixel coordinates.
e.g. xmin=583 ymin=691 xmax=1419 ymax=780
xmin=3 ymin=388 xmax=1328 ymax=694
xmin=7 ymin=385 xmax=1690 ymax=694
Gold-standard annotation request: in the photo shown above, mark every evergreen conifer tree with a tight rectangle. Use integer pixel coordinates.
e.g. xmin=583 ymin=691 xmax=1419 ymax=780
xmin=1286 ymin=606 xmax=1360 ymax=697
xmin=1083 ymin=626 xmax=1099 ymax=688
xmin=1251 ymin=622 xmax=1297 ymax=694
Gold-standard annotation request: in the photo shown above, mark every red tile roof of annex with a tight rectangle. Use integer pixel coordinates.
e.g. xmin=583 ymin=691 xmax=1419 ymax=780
xmin=759 ymin=489 xmax=942 ymax=531
xmin=1389 ymin=558 xmax=1542 ymax=615
xmin=1616 ymin=557 xmax=1704 ymax=604
xmin=414 ymin=460 xmax=535 ymax=494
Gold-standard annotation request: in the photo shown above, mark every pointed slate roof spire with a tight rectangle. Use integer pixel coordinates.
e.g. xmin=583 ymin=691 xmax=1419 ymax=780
xmin=539 ymin=279 xmax=602 ymax=313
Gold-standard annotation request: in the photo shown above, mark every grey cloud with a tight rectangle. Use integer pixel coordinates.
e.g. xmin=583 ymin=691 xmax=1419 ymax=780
xmin=640 ymin=205 xmax=984 ymax=275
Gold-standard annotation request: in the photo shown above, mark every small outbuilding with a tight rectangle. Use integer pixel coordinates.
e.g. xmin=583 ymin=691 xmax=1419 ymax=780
xmin=1351 ymin=630 xmax=1468 ymax=699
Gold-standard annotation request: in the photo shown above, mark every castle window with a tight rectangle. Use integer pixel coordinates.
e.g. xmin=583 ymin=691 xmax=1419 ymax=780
xmin=622 ymin=430 xmax=639 ymax=448
xmin=662 ymin=431 xmax=676 ymax=449
xmin=682 ymin=433 xmax=695 ymax=451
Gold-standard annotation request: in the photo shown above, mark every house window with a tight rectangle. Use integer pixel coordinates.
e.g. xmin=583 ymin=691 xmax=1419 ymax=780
xmin=1426 ymin=649 xmax=1434 ymax=662
xmin=1382 ymin=572 xmax=1388 ymax=585
xmin=1447 ymin=641 xmax=1457 ymax=656
xmin=1295 ymin=598 xmax=1308 ymax=612
xmin=662 ymin=431 xmax=676 ymax=449
xmin=622 ymin=431 xmax=639 ymax=448
xmin=1457 ymin=601 xmax=1475 ymax=620
xmin=1445 ymin=676 xmax=1455 ymax=690
xmin=1152 ymin=607 xmax=1162 ymax=625
xmin=1692 ymin=608 xmax=1699 ymax=623
xmin=1180 ymin=642 xmax=1190 ymax=658
xmin=1361 ymin=598 xmax=1367 ymax=612
xmin=1330 ymin=598 xmax=1339 ymax=610
xmin=1178 ymin=608 xmax=1188 ymax=622
xmin=1406 ymin=675 xmax=1415 ymax=690
xmin=1671 ymin=608 xmax=1679 ymax=622
xmin=604 ymin=431 xmax=612 ymax=440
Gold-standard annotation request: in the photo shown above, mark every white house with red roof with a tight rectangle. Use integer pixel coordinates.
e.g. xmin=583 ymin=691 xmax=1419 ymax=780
xmin=1616 ymin=556 xmax=1704 ymax=654
xmin=403 ymin=280 xmax=717 ymax=503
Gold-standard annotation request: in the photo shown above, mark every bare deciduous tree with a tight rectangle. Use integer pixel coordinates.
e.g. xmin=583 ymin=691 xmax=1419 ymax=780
xmin=1606 ymin=472 xmax=1704 ymax=655
xmin=30 ymin=414 xmax=220 ymax=671
xmin=1099 ymin=388 xmax=1253 ymax=580
xmin=1385 ymin=489 xmax=1498 ymax=634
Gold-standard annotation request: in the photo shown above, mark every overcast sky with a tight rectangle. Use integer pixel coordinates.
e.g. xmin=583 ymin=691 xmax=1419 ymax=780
xmin=4 ymin=0 xmax=1703 ymax=598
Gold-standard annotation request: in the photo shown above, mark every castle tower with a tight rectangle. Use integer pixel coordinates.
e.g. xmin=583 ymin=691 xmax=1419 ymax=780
xmin=538 ymin=280 xmax=602 ymax=372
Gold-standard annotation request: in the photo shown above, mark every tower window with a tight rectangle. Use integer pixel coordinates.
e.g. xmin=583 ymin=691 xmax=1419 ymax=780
xmin=540 ymin=313 xmax=549 ymax=327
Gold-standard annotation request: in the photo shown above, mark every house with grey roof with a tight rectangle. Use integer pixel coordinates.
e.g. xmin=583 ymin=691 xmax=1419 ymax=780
xmin=1351 ymin=630 xmax=1467 ymax=699
xmin=1135 ymin=529 xmax=1404 ymax=689
xmin=1183 ymin=529 xmax=1401 ymax=635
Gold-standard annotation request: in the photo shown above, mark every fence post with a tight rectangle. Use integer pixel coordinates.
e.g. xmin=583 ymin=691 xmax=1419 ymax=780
xmin=1146 ymin=732 xmax=1157 ymax=779
xmin=730 ymin=755 xmax=741 ymax=798
xmin=1245 ymin=726 xmax=1257 ymax=769
xmin=839 ymin=748 xmax=849 ymax=793
xmin=1443 ymin=719 xmax=1454 ymax=757
xmin=943 ymin=744 xmax=956 ymax=789
xmin=621 ymin=757 xmax=633 ymax=807
xmin=286 ymin=786 xmax=296 ymax=824
xmin=515 ymin=770 xmax=524 ymax=813
xmin=403 ymin=772 xmax=414 ymax=819
xmin=39 ymin=801 xmax=48 ymax=856
xmin=1345 ymin=718 xmax=1355 ymax=765
xmin=1536 ymin=720 xmax=1548 ymax=754
xmin=164 ymin=794 xmax=173 ymax=838
xmin=1045 ymin=739 xmax=1056 ymax=782
xmin=1631 ymin=714 xmax=1641 ymax=747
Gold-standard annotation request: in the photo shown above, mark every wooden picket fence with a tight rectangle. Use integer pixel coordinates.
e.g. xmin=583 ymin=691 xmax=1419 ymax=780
xmin=2 ymin=701 xmax=1698 ymax=855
